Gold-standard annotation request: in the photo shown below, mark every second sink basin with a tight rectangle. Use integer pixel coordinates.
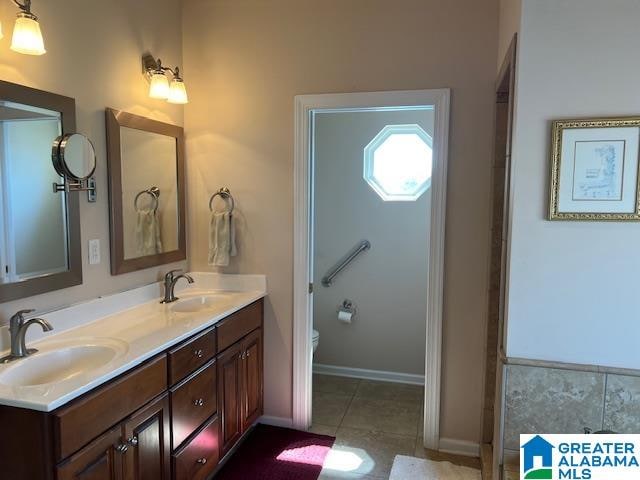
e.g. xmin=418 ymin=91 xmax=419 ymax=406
xmin=171 ymin=294 xmax=226 ymax=314
xmin=0 ymin=338 xmax=128 ymax=387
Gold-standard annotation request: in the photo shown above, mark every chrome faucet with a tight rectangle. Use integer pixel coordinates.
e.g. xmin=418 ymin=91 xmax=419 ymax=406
xmin=1 ymin=309 xmax=53 ymax=363
xmin=161 ymin=270 xmax=194 ymax=304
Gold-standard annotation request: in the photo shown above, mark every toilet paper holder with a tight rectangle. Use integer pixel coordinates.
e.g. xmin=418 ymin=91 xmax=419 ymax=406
xmin=337 ymin=299 xmax=356 ymax=316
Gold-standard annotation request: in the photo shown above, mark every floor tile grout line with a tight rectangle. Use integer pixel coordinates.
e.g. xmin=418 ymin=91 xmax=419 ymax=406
xmin=338 ymin=385 xmax=358 ymax=429
xmin=337 ymin=424 xmax=421 ymax=440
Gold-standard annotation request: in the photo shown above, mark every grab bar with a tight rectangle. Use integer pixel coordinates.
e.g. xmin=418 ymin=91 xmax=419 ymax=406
xmin=322 ymin=240 xmax=371 ymax=287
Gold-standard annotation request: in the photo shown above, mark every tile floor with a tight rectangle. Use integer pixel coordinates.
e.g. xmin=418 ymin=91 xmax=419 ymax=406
xmin=311 ymin=374 xmax=481 ymax=479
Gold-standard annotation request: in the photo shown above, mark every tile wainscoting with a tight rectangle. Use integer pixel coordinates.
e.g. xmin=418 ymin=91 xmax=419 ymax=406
xmin=501 ymin=360 xmax=640 ymax=464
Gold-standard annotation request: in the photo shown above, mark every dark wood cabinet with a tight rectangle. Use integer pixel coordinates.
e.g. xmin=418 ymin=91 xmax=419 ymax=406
xmin=217 ymin=342 xmax=244 ymax=456
xmin=241 ymin=329 xmax=263 ymax=431
xmin=57 ymin=426 xmax=124 ymax=480
xmin=122 ymin=394 xmax=171 ymax=480
xmin=0 ymin=299 xmax=264 ymax=480
xmin=58 ymin=393 xmax=171 ymax=480
xmin=218 ymin=325 xmax=264 ymax=456
xmin=53 ymin=356 xmax=168 ymax=461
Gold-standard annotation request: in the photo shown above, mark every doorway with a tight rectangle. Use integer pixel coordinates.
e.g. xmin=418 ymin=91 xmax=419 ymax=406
xmin=293 ymin=89 xmax=451 ymax=450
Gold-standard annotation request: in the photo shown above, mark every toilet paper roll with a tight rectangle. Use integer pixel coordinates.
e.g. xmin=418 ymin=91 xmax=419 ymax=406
xmin=338 ymin=309 xmax=353 ymax=323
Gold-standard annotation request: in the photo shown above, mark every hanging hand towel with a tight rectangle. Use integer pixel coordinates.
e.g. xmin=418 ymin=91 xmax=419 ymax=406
xmin=135 ymin=209 xmax=163 ymax=256
xmin=209 ymin=211 xmax=237 ymax=266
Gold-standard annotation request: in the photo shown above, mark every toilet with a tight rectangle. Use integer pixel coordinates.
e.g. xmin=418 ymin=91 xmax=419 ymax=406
xmin=312 ymin=329 xmax=320 ymax=353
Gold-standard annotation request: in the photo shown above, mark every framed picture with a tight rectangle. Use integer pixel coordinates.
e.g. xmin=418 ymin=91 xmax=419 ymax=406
xmin=549 ymin=117 xmax=640 ymax=220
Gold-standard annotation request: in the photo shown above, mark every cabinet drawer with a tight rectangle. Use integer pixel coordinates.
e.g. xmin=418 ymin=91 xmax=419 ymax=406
xmin=54 ymin=355 xmax=167 ymax=461
xmin=172 ymin=415 xmax=219 ymax=480
xmin=168 ymin=326 xmax=216 ymax=385
xmin=217 ymin=300 xmax=263 ymax=352
xmin=170 ymin=359 xmax=217 ymax=449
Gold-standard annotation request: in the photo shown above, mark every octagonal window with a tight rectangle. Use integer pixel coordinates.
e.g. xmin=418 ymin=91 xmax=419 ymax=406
xmin=363 ymin=124 xmax=433 ymax=201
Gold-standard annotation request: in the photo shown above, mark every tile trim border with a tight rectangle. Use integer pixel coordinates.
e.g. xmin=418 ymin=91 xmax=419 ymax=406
xmin=313 ymin=363 xmax=425 ymax=385
xmin=502 ymin=350 xmax=640 ymax=378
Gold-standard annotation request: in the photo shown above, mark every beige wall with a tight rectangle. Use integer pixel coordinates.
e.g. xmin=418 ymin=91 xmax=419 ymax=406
xmin=498 ymin=0 xmax=521 ymax=69
xmin=0 ymin=0 xmax=186 ymax=322
xmin=183 ymin=0 xmax=498 ymax=443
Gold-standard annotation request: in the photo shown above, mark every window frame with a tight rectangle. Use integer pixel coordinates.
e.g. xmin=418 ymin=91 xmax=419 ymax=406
xmin=363 ymin=123 xmax=433 ymax=201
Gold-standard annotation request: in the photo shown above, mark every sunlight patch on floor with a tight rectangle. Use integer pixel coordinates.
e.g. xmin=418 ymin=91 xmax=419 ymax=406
xmin=322 ymin=446 xmax=374 ymax=474
xmin=276 ymin=444 xmax=332 ymax=466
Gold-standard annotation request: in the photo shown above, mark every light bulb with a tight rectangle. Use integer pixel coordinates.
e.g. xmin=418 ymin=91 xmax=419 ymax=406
xmin=167 ymin=78 xmax=189 ymax=104
xmin=148 ymin=72 xmax=170 ymax=99
xmin=11 ymin=13 xmax=46 ymax=56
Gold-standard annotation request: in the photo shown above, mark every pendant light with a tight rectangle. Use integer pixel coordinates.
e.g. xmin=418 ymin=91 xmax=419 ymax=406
xmin=10 ymin=0 xmax=46 ymax=56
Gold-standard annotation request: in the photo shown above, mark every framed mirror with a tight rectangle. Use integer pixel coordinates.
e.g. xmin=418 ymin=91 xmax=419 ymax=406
xmin=0 ymin=80 xmax=82 ymax=302
xmin=105 ymin=108 xmax=186 ymax=275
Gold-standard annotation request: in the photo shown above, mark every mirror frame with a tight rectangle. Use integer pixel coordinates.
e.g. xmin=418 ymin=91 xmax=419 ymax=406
xmin=0 ymin=80 xmax=82 ymax=302
xmin=105 ymin=108 xmax=186 ymax=275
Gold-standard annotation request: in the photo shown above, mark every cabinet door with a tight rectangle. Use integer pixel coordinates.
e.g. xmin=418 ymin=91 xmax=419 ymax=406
xmin=217 ymin=342 xmax=243 ymax=456
xmin=57 ymin=426 xmax=124 ymax=480
xmin=241 ymin=329 xmax=263 ymax=431
xmin=121 ymin=394 xmax=170 ymax=480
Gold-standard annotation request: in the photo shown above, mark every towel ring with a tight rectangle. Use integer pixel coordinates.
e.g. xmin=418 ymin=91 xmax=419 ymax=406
xmin=209 ymin=187 xmax=235 ymax=214
xmin=134 ymin=186 xmax=160 ymax=213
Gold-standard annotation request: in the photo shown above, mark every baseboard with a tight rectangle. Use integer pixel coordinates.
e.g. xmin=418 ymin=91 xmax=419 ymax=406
xmin=438 ymin=437 xmax=481 ymax=457
xmin=259 ymin=415 xmax=294 ymax=428
xmin=313 ymin=363 xmax=425 ymax=385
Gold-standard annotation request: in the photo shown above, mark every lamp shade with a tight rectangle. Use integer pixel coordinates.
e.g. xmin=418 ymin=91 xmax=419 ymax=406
xmin=167 ymin=78 xmax=189 ymax=104
xmin=149 ymin=72 xmax=170 ymax=99
xmin=11 ymin=14 xmax=46 ymax=55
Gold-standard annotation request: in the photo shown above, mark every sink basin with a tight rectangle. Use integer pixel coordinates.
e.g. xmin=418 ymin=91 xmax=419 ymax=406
xmin=0 ymin=338 xmax=128 ymax=387
xmin=171 ymin=295 xmax=225 ymax=314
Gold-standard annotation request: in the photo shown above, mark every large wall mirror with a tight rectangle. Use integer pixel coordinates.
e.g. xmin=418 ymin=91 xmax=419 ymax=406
xmin=0 ymin=80 xmax=82 ymax=302
xmin=105 ymin=109 xmax=186 ymax=275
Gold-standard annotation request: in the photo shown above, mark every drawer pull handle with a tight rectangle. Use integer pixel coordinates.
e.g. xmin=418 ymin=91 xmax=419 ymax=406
xmin=194 ymin=349 xmax=204 ymax=358
xmin=127 ymin=436 xmax=138 ymax=447
xmin=194 ymin=398 xmax=205 ymax=407
xmin=116 ymin=443 xmax=128 ymax=454
xmin=246 ymin=351 xmax=251 ymax=358
xmin=196 ymin=458 xmax=207 ymax=465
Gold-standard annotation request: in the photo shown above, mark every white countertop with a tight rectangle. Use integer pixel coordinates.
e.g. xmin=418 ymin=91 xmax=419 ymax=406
xmin=0 ymin=273 xmax=266 ymax=412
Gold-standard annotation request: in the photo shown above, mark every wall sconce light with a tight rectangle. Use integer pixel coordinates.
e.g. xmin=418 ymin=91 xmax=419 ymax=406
xmin=10 ymin=0 xmax=46 ymax=55
xmin=142 ymin=53 xmax=188 ymax=104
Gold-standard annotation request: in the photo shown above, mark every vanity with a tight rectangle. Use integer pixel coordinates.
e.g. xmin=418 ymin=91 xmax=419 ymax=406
xmin=0 ymin=275 xmax=266 ymax=480
xmin=0 ymin=68 xmax=260 ymax=479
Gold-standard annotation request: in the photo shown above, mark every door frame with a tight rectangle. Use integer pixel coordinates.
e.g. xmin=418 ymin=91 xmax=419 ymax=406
xmin=292 ymin=89 xmax=450 ymax=449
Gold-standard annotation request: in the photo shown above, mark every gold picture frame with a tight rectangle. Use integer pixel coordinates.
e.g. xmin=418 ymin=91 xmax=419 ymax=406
xmin=549 ymin=116 xmax=640 ymax=220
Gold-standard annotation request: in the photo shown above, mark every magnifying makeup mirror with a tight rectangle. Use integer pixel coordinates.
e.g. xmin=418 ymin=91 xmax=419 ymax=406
xmin=52 ymin=133 xmax=97 ymax=201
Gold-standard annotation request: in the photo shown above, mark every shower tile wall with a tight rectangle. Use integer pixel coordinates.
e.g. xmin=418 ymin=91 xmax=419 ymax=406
xmin=502 ymin=363 xmax=640 ymax=459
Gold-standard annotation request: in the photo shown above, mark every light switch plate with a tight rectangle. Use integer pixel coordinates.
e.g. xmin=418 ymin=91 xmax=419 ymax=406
xmin=89 ymin=239 xmax=100 ymax=265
